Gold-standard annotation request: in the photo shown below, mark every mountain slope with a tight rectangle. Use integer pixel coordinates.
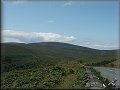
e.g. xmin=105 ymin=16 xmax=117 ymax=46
xmin=1 ymin=42 xmax=117 ymax=72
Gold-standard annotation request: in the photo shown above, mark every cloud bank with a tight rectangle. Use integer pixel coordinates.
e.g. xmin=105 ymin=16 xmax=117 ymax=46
xmin=11 ymin=0 xmax=27 ymax=4
xmin=64 ymin=1 xmax=73 ymax=6
xmin=2 ymin=30 xmax=118 ymax=50
xmin=2 ymin=30 xmax=76 ymax=43
xmin=92 ymin=44 xmax=118 ymax=50
xmin=82 ymin=42 xmax=118 ymax=50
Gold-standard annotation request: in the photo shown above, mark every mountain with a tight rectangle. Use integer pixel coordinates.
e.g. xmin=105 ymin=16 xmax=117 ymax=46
xmin=1 ymin=42 xmax=117 ymax=72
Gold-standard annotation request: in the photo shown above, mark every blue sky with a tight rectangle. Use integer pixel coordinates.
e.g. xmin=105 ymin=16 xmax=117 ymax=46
xmin=2 ymin=0 xmax=119 ymax=50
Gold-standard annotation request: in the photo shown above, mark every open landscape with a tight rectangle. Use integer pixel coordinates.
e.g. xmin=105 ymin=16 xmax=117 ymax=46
xmin=1 ymin=42 xmax=119 ymax=89
xmin=2 ymin=0 xmax=119 ymax=89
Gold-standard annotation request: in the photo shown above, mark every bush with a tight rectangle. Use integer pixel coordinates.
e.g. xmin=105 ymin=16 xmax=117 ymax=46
xmin=69 ymin=69 xmax=74 ymax=74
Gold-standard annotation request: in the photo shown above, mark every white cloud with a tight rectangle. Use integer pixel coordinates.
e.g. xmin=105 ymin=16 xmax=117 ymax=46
xmin=2 ymin=30 xmax=76 ymax=43
xmin=85 ymin=42 xmax=90 ymax=45
xmin=77 ymin=41 xmax=118 ymax=50
xmin=47 ymin=20 xmax=55 ymax=23
xmin=93 ymin=44 xmax=118 ymax=48
xmin=64 ymin=1 xmax=73 ymax=6
xmin=3 ymin=37 xmax=25 ymax=43
xmin=93 ymin=44 xmax=118 ymax=50
xmin=10 ymin=0 xmax=27 ymax=4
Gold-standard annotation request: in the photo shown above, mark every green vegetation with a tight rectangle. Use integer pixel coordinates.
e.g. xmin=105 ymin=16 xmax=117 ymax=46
xmin=88 ymin=59 xmax=116 ymax=66
xmin=1 ymin=61 xmax=88 ymax=89
xmin=1 ymin=42 xmax=118 ymax=89
xmin=72 ymin=68 xmax=88 ymax=89
xmin=1 ymin=42 xmax=117 ymax=72
xmin=103 ymin=60 xmax=120 ymax=68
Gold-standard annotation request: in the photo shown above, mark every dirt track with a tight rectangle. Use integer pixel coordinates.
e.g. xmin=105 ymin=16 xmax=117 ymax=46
xmin=85 ymin=68 xmax=105 ymax=89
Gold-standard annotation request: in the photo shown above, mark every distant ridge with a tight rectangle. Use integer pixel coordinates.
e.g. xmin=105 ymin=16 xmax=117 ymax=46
xmin=2 ymin=42 xmax=117 ymax=72
xmin=3 ymin=42 xmax=118 ymax=51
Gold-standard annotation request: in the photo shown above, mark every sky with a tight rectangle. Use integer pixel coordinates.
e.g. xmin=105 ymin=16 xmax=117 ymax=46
xmin=2 ymin=0 xmax=119 ymax=50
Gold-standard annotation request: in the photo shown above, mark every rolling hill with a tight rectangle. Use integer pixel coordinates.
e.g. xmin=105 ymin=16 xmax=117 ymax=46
xmin=1 ymin=42 xmax=117 ymax=72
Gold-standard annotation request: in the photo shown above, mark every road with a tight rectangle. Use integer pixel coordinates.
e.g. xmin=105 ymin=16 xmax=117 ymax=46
xmin=93 ymin=67 xmax=120 ymax=88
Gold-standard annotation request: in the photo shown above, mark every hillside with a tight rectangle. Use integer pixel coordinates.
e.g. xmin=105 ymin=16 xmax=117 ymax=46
xmin=1 ymin=61 xmax=88 ymax=89
xmin=1 ymin=42 xmax=117 ymax=72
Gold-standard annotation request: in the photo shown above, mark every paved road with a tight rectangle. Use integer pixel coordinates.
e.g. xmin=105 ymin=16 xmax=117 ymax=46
xmin=93 ymin=67 xmax=120 ymax=88
xmin=85 ymin=68 xmax=105 ymax=89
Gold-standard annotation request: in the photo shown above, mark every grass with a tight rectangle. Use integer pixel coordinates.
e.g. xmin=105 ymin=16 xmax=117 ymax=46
xmin=1 ymin=61 xmax=88 ymax=89
xmin=57 ymin=74 xmax=76 ymax=89
xmin=103 ymin=60 xmax=120 ymax=68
